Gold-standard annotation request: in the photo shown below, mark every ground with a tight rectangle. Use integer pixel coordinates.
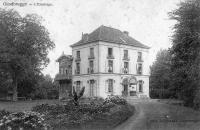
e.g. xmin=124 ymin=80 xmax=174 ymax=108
xmin=115 ymin=99 xmax=200 ymax=130
xmin=0 ymin=99 xmax=200 ymax=130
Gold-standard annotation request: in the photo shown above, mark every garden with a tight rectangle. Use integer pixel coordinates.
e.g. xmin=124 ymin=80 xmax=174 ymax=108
xmin=0 ymin=95 xmax=134 ymax=130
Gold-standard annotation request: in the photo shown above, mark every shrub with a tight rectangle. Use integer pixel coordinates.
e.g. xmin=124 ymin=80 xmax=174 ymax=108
xmin=104 ymin=95 xmax=127 ymax=105
xmin=0 ymin=110 xmax=10 ymax=119
xmin=0 ymin=111 xmax=48 ymax=130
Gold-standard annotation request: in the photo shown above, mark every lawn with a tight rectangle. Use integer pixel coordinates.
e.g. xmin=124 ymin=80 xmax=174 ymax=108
xmin=0 ymin=99 xmax=62 ymax=112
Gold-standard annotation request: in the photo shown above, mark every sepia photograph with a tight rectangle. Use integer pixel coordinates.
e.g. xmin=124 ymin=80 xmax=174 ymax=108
xmin=0 ymin=0 xmax=200 ymax=129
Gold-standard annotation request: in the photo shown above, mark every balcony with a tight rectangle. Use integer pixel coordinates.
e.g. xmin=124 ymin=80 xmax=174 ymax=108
xmin=88 ymin=68 xmax=94 ymax=74
xmin=55 ymin=73 xmax=72 ymax=81
xmin=137 ymin=58 xmax=143 ymax=62
xmin=123 ymin=56 xmax=130 ymax=61
xmin=88 ymin=55 xmax=95 ymax=59
xmin=123 ymin=68 xmax=129 ymax=74
xmin=75 ymin=57 xmax=81 ymax=62
xmin=74 ymin=69 xmax=80 ymax=75
xmin=108 ymin=67 xmax=113 ymax=73
xmin=107 ymin=55 xmax=114 ymax=59
xmin=137 ymin=69 xmax=142 ymax=75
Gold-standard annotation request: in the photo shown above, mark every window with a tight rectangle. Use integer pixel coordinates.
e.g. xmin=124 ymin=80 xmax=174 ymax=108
xmin=124 ymin=50 xmax=128 ymax=59
xmin=137 ymin=63 xmax=143 ymax=74
xmin=76 ymin=81 xmax=81 ymax=92
xmin=76 ymin=63 xmax=80 ymax=74
xmin=76 ymin=51 xmax=80 ymax=59
xmin=138 ymin=52 xmax=142 ymax=61
xmin=90 ymin=48 xmax=94 ymax=58
xmin=65 ymin=69 xmax=68 ymax=74
xmin=108 ymin=79 xmax=113 ymax=93
xmin=59 ymin=68 xmax=62 ymax=74
xmin=108 ymin=48 xmax=113 ymax=57
xmin=108 ymin=60 xmax=113 ymax=73
xmin=139 ymin=80 xmax=143 ymax=92
xmin=89 ymin=80 xmax=95 ymax=96
xmin=89 ymin=60 xmax=94 ymax=73
xmin=124 ymin=62 xmax=129 ymax=73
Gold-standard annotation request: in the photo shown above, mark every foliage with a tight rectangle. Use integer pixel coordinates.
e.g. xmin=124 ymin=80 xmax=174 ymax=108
xmin=0 ymin=110 xmax=10 ymax=119
xmin=104 ymin=95 xmax=127 ymax=105
xmin=33 ymin=74 xmax=59 ymax=100
xmin=0 ymin=111 xmax=48 ymax=130
xmin=0 ymin=9 xmax=55 ymax=101
xmin=31 ymin=96 xmax=132 ymax=129
xmin=169 ymin=0 xmax=200 ymax=107
xmin=72 ymin=86 xmax=85 ymax=106
xmin=150 ymin=49 xmax=173 ymax=99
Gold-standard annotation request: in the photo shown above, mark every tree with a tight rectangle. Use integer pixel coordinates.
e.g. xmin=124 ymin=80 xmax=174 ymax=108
xmin=150 ymin=49 xmax=172 ymax=99
xmin=34 ymin=74 xmax=58 ymax=99
xmin=169 ymin=0 xmax=200 ymax=107
xmin=0 ymin=9 xmax=55 ymax=101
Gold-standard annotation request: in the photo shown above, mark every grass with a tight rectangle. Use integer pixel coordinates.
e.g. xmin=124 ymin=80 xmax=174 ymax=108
xmin=136 ymin=100 xmax=200 ymax=130
xmin=0 ymin=99 xmax=62 ymax=112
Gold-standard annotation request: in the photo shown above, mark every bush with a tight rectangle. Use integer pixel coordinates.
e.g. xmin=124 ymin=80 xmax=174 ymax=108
xmin=104 ymin=95 xmax=127 ymax=105
xmin=0 ymin=110 xmax=10 ymax=120
xmin=0 ymin=111 xmax=48 ymax=130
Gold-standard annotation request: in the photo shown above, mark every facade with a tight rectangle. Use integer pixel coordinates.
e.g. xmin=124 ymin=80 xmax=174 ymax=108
xmin=55 ymin=53 xmax=73 ymax=99
xmin=71 ymin=25 xmax=150 ymax=98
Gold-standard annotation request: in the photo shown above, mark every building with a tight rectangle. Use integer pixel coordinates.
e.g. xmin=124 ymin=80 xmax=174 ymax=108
xmin=55 ymin=52 xmax=73 ymax=99
xmin=70 ymin=25 xmax=150 ymax=98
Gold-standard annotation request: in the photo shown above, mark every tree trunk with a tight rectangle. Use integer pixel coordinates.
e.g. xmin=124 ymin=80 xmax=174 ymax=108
xmin=12 ymin=77 xmax=18 ymax=101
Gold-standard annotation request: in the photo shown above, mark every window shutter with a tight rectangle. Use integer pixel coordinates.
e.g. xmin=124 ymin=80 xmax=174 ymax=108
xmin=105 ymin=80 xmax=108 ymax=93
xmin=136 ymin=64 xmax=137 ymax=74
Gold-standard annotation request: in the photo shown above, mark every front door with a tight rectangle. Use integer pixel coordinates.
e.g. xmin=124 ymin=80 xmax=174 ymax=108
xmin=130 ymin=84 xmax=137 ymax=96
xmin=89 ymin=80 xmax=95 ymax=97
xmin=123 ymin=84 xmax=128 ymax=96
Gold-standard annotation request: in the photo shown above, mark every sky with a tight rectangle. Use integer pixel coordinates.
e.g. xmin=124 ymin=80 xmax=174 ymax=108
xmin=0 ymin=0 xmax=182 ymax=78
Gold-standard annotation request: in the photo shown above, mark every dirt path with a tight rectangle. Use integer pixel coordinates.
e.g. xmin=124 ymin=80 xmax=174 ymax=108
xmin=114 ymin=99 xmax=200 ymax=130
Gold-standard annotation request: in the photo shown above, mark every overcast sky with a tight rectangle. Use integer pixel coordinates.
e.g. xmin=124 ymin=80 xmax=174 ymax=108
xmin=0 ymin=0 xmax=182 ymax=77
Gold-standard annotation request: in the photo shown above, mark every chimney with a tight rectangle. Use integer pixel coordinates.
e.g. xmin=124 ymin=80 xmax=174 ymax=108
xmin=82 ymin=33 xmax=89 ymax=42
xmin=123 ymin=31 xmax=129 ymax=36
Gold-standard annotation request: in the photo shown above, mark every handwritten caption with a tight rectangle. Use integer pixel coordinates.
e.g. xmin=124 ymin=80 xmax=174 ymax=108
xmin=2 ymin=2 xmax=53 ymax=7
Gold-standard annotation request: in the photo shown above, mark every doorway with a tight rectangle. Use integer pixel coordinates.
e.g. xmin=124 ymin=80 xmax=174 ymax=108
xmin=122 ymin=78 xmax=129 ymax=96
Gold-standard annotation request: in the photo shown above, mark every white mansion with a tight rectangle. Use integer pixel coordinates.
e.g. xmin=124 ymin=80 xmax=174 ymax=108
xmin=70 ymin=25 xmax=150 ymax=98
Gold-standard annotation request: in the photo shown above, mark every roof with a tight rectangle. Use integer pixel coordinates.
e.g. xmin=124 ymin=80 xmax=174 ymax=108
xmin=70 ymin=25 xmax=150 ymax=49
xmin=56 ymin=52 xmax=72 ymax=62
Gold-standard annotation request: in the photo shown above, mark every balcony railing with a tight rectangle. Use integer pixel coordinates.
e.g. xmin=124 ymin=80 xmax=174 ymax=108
xmin=123 ymin=68 xmax=129 ymax=74
xmin=137 ymin=58 xmax=143 ymax=62
xmin=137 ymin=69 xmax=142 ymax=75
xmin=88 ymin=55 xmax=95 ymax=59
xmin=74 ymin=69 xmax=80 ymax=75
xmin=123 ymin=56 xmax=130 ymax=61
xmin=55 ymin=73 xmax=72 ymax=80
xmin=88 ymin=68 xmax=94 ymax=74
xmin=107 ymin=55 xmax=114 ymax=59
xmin=75 ymin=57 xmax=81 ymax=62
xmin=108 ymin=67 xmax=113 ymax=73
